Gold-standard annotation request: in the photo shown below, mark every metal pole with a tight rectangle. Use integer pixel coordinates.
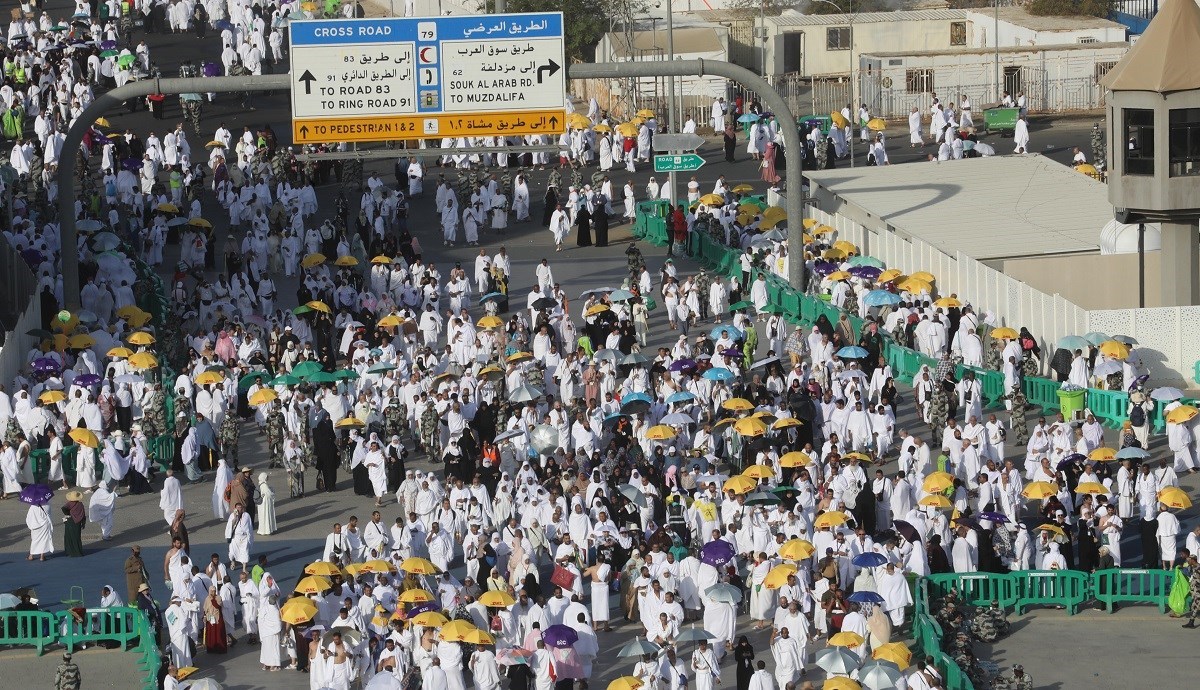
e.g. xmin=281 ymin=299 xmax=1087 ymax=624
xmin=495 ymin=0 xmax=506 ymax=13
xmin=569 ymin=59 xmax=807 ymax=290
xmin=57 ymin=74 xmax=290 ymax=310
xmin=666 ymin=0 xmax=678 ymax=208
xmin=1138 ymin=223 xmax=1145 ymax=308
xmin=994 ymin=0 xmax=1000 ymax=102
xmin=848 ymin=10 xmax=854 ymax=168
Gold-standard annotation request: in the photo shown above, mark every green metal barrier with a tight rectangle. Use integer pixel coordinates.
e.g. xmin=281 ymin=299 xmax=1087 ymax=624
xmin=1023 ymin=376 xmax=1061 ymax=413
xmin=925 ymin=572 xmax=1020 ymax=609
xmin=1092 ymin=567 xmax=1173 ymax=613
xmin=1011 ymin=570 xmax=1090 ymax=614
xmin=1088 ymin=389 xmax=1130 ymax=429
xmin=56 ymin=607 xmax=140 ymax=653
xmin=0 ymin=610 xmax=57 ymax=655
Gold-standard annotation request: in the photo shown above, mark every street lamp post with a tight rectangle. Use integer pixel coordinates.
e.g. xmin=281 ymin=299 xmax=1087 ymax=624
xmin=665 ymin=0 xmax=678 ymax=207
xmin=812 ymin=0 xmax=855 ymax=167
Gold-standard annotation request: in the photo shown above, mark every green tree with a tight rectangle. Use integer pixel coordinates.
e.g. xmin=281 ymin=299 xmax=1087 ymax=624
xmin=476 ymin=0 xmax=610 ymax=62
xmin=1026 ymin=0 xmax=1115 ymax=17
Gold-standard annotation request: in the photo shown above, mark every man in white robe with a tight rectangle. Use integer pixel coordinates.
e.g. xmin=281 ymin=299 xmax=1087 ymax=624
xmin=876 ymin=562 xmax=913 ymax=626
xmin=258 ymin=595 xmax=284 ymax=670
xmin=26 ymin=503 xmax=55 ymax=559
xmin=770 ymin=628 xmax=803 ymax=688
xmin=225 ymin=504 xmax=254 ymax=570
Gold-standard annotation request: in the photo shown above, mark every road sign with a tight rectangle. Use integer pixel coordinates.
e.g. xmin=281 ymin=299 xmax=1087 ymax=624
xmin=654 ymin=153 xmax=705 ymax=173
xmin=289 ymin=13 xmax=567 ymax=144
xmin=653 ymin=133 xmax=705 ymax=152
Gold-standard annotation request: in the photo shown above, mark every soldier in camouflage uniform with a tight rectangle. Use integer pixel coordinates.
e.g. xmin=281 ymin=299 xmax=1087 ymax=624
xmin=383 ymin=398 xmax=407 ymax=443
xmin=174 ymin=395 xmax=193 ymax=434
xmin=1091 ymin=121 xmax=1106 ymax=170
xmin=928 ymin=385 xmax=950 ymax=439
xmin=547 ymin=169 xmax=562 ymax=191
xmin=418 ymin=399 xmax=440 ymax=459
xmin=1004 ymin=384 xmax=1029 ymax=445
xmin=570 ymin=168 xmax=583 ymax=192
xmin=948 ymin=632 xmax=986 ymax=687
xmin=285 ymin=435 xmax=308 ymax=498
xmin=696 ymin=269 xmax=710 ymax=320
xmin=142 ymin=385 xmax=167 ymax=439
xmin=219 ymin=411 xmax=241 ymax=470
xmin=54 ymin=652 xmax=81 ymax=690
xmin=984 ymin=340 xmax=1003 ymax=372
xmin=626 ymin=243 xmax=645 ymax=285
xmin=266 ymin=405 xmax=286 ymax=469
xmin=970 ymin=600 xmax=1010 ymax=642
xmin=992 ymin=665 xmax=1033 ymax=690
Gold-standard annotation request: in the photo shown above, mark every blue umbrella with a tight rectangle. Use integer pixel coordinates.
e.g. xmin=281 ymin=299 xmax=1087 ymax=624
xmin=851 ymin=552 xmax=888 ymax=568
xmin=215 ymin=19 xmax=234 ymax=31
xmin=667 ymin=391 xmax=696 ymax=404
xmin=700 ymin=539 xmax=736 ymax=567
xmin=1116 ymin=447 xmax=1150 ymax=460
xmin=1058 ymin=335 xmax=1090 ymax=351
xmin=703 ymin=367 xmax=736 ymax=382
xmin=407 ymin=601 xmax=439 ymax=616
xmin=710 ymin=325 xmax=743 ymax=339
xmin=609 ymin=288 xmax=636 ymax=301
xmin=480 ymin=292 xmax=506 ymax=304
xmin=738 ymin=113 xmax=759 ymax=123
xmin=100 ymin=40 xmax=117 ymax=50
xmin=863 ymin=290 xmax=901 ymax=308
xmin=602 ymin=413 xmax=629 ymax=430
xmin=847 ymin=590 xmax=884 ymax=605
xmin=19 ymin=484 xmax=54 ymax=506
xmin=621 ymin=393 xmax=652 ymax=414
xmin=1083 ymin=331 xmax=1110 ymax=346
xmin=837 ymin=346 xmax=869 ymax=359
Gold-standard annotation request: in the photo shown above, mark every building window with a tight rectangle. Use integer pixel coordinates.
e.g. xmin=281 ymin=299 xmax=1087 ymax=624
xmin=1124 ymin=108 xmax=1154 ymax=176
xmin=1077 ymin=36 xmax=1098 ymax=44
xmin=1169 ymin=108 xmax=1200 ymax=177
xmin=906 ymin=69 xmax=934 ymax=94
xmin=827 ymin=27 xmax=851 ymax=51
xmin=1094 ymin=61 xmax=1117 ymax=84
xmin=950 ymin=22 xmax=967 ymax=46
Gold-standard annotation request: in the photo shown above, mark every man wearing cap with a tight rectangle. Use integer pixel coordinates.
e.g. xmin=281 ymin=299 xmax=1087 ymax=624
xmin=125 ymin=545 xmax=150 ymax=604
xmin=54 ymin=652 xmax=81 ymax=690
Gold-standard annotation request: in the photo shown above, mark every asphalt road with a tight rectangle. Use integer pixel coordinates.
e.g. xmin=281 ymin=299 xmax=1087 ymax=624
xmin=0 ymin=3 xmax=1136 ymax=688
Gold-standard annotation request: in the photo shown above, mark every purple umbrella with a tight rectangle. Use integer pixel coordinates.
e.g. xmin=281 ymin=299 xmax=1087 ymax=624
xmin=407 ymin=601 xmax=438 ymax=616
xmin=33 ymin=357 xmax=61 ymax=373
xmin=668 ymin=359 xmax=697 ymax=372
xmin=74 ymin=373 xmax=102 ymax=387
xmin=19 ymin=484 xmax=54 ymax=506
xmin=100 ymin=40 xmax=117 ymax=50
xmin=812 ymin=260 xmax=839 ymax=275
xmin=21 ymin=249 xmax=44 ymax=265
xmin=541 ymin=624 xmax=579 ymax=649
xmin=849 ymin=265 xmax=882 ymax=279
xmin=122 ymin=158 xmax=143 ymax=171
xmin=202 ymin=61 xmax=222 ymax=77
xmin=979 ymin=511 xmax=1009 ymax=524
xmin=700 ymin=539 xmax=736 ymax=567
xmin=720 ymin=348 xmax=741 ymax=358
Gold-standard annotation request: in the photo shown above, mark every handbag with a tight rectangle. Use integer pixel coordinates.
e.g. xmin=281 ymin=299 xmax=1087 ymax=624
xmin=550 ymin=564 xmax=576 ymax=590
xmin=645 ymin=296 xmax=658 ymax=311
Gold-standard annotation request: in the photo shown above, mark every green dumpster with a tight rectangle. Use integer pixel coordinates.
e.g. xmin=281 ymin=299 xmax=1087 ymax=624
xmin=1058 ymin=388 xmax=1086 ymax=421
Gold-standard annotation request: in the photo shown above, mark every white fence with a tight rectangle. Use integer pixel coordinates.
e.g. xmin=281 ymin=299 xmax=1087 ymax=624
xmin=1087 ymin=307 xmax=1200 ymax=386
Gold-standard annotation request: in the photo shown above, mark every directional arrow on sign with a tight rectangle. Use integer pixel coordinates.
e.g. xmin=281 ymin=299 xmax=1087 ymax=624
xmin=298 ymin=70 xmax=317 ymax=95
xmin=549 ymin=115 xmax=559 ymax=130
xmin=299 ymin=125 xmax=310 ymax=138
xmin=536 ymin=59 xmax=560 ymax=85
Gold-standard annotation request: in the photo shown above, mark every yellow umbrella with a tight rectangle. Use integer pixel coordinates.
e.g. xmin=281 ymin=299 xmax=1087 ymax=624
xmin=336 ymin=416 xmax=366 ymax=428
xmin=867 ymin=117 xmax=887 ymax=131
xmin=812 ymin=224 xmax=835 ymax=236
xmin=700 ymin=193 xmax=725 ymax=206
xmin=762 ymin=207 xmax=787 ymax=224
xmin=773 ymin=418 xmax=803 ymax=430
xmin=828 ymin=631 xmax=864 ymax=648
xmin=127 ymin=332 xmax=156 ymax=345
xmin=344 ymin=563 xmax=366 ymax=579
xmin=615 ymin=122 xmax=638 ymax=137
xmin=1159 ymin=487 xmax=1192 ymax=510
xmin=733 ymin=417 xmax=769 ymax=437
xmin=567 ymin=113 xmax=591 ymax=128
xmin=803 ymin=233 xmax=815 ymax=244
xmin=832 ymin=240 xmax=857 ymax=254
xmin=304 ymin=561 xmax=343 ymax=576
xmin=872 ymin=641 xmax=912 ymax=669
xmin=877 ymin=268 xmax=903 ymax=283
xmin=176 ymin=667 xmax=200 ymax=681
xmin=361 ymin=559 xmax=397 ymax=574
xmin=69 ymin=428 xmax=99 ymax=448
xmin=371 ymin=255 xmax=393 ymax=265
xmin=39 ymin=390 xmax=67 ymax=404
xmin=814 ymin=511 xmax=849 ymax=529
xmin=464 ymin=628 xmax=495 ymax=645
xmin=127 ymin=352 xmax=158 ymax=369
xmin=760 ymin=215 xmax=785 ymax=230
xmin=1098 ymin=340 xmax=1130 ymax=360
xmin=934 ymin=297 xmax=963 ymax=308
xmin=401 ymin=556 xmax=440 ymax=574
xmin=479 ymin=590 xmax=516 ymax=607
xmin=897 ymin=278 xmax=932 ymax=294
xmin=507 ymin=351 xmax=533 ymax=363
xmin=909 ymin=271 xmax=936 ymax=283
xmin=636 ymin=108 xmax=655 ymax=118
xmin=722 ymin=397 xmax=755 ymax=412
xmin=763 ymin=563 xmax=798 ymax=589
xmin=412 ymin=611 xmax=450 ymax=627
xmin=1167 ymin=405 xmax=1199 ymax=424
xmin=842 ymin=452 xmax=872 ymax=463
xmin=802 ymin=218 xmax=819 ymax=229
xmin=280 ymin=597 xmax=318 ymax=625
xmin=301 ymin=253 xmax=327 ymax=269
xmin=742 ymin=464 xmax=774 ymax=480
xmin=335 ymin=255 xmax=359 ymax=267
xmin=306 ymin=300 xmax=332 ymax=313
xmin=249 ymin=389 xmax=278 ymax=406
xmin=1075 ymin=163 xmax=1099 ymax=176
xmin=830 ymin=111 xmax=849 ymax=128
xmin=115 ymin=305 xmax=145 ymax=319
xmin=194 ymin=371 xmax=224 ymax=386
xmin=646 ymin=425 xmax=677 ymax=440
xmin=731 ymin=184 xmax=755 ymax=194
xmin=593 ymin=124 xmax=612 ymax=133
xmin=723 ymin=475 xmax=757 ymax=495
xmin=126 ymin=313 xmax=152 ymax=328
xmin=294 ymin=575 xmax=332 ymax=595
xmin=378 ymin=315 xmax=404 ymax=328
xmin=778 ymin=538 xmax=816 ymax=561
xmin=188 ymin=218 xmax=213 ymax=229
xmin=1088 ymin=447 xmax=1117 ymax=462
xmin=608 ymin=678 xmax=645 ymax=690
xmin=106 ymin=346 xmax=133 ymax=358
xmin=826 ymin=270 xmax=851 ymax=281
xmin=585 ymin=304 xmax=610 ymax=316
xmin=399 ymin=589 xmax=435 ymax=603
xmin=824 ymin=248 xmax=848 ymax=261
xmin=735 ymin=213 xmax=754 ymax=226
xmin=477 ymin=315 xmax=504 ymax=329
xmin=823 ymin=681 xmax=861 ymax=690
xmin=440 ymin=620 xmax=480 ymax=642
xmin=918 ymin=494 xmax=951 ymax=509
xmin=301 ymin=1 xmax=318 ymax=10
xmin=155 ymin=202 xmax=179 ymax=213
xmin=1075 ymin=482 xmax=1108 ymax=495
xmin=1038 ymin=523 xmax=1067 ymax=539
xmin=779 ymin=451 xmax=812 ymax=467
xmin=1023 ymin=481 xmax=1058 ymax=500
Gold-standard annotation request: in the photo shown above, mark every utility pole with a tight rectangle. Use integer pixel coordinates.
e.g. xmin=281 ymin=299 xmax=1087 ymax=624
xmin=994 ymin=0 xmax=1001 ymax=102
xmin=495 ymin=0 xmax=506 ymax=13
xmin=666 ymin=0 xmax=678 ymax=208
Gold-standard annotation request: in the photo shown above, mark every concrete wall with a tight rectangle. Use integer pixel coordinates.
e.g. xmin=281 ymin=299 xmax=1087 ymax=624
xmin=984 ymin=252 xmax=1162 ymax=310
xmin=768 ymin=18 xmax=967 ymax=77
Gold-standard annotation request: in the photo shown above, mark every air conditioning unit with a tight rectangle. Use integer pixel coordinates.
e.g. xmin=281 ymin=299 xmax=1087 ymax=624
xmin=754 ymin=27 xmax=768 ymax=39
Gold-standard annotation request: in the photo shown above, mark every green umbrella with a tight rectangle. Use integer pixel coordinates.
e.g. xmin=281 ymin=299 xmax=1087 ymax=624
xmin=728 ymin=300 xmax=753 ymax=312
xmin=760 ymin=304 xmax=786 ymax=315
xmin=205 ymin=364 xmax=228 ymax=373
xmin=848 ymin=256 xmax=885 ymax=269
xmin=118 ymin=54 xmax=137 ymax=68
xmin=367 ymin=363 xmax=396 ymax=373
xmin=50 ymin=25 xmax=69 ymax=32
xmin=334 ymin=369 xmax=360 ymax=381
xmin=100 ymin=49 xmax=119 ymax=58
xmin=308 ymin=371 xmax=338 ymax=384
xmin=270 ymin=373 xmax=302 ymax=386
xmin=292 ymin=305 xmax=313 ymax=315
xmin=292 ymin=361 xmax=324 ymax=379
xmin=238 ymin=371 xmax=269 ymax=391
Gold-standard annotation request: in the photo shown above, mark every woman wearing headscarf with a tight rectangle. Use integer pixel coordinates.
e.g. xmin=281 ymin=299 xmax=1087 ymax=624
xmin=212 ymin=457 xmax=234 ymax=520
xmin=88 ymin=481 xmax=118 ymax=541
xmin=203 ymin=586 xmax=229 ymax=654
xmin=733 ymin=636 xmax=756 ymax=690
xmin=62 ymin=490 xmax=88 ymax=557
xmin=365 ymin=437 xmax=388 ymax=507
xmin=257 ymin=473 xmax=278 ymax=535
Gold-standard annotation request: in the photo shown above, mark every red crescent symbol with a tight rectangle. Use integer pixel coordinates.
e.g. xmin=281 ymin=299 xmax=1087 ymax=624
xmin=420 ymin=46 xmax=434 ymax=63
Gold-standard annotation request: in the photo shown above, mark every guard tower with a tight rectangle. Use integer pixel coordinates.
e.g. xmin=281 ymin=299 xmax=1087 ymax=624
xmin=1102 ymin=0 xmax=1200 ymax=307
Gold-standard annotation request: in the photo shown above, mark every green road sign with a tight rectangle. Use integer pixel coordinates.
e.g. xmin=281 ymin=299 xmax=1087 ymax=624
xmin=653 ymin=153 xmax=705 ymax=173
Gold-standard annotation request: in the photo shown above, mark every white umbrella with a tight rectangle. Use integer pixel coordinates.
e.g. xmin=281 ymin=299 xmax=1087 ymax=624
xmin=815 ymin=647 xmax=861 ymax=676
xmin=660 ymin=413 xmax=694 ymax=426
xmin=183 ymin=680 xmax=223 ymax=690
xmin=366 ymin=674 xmax=404 ymax=690
xmin=508 ymin=383 xmax=543 ymax=403
xmin=858 ymin=660 xmax=904 ymax=690
xmin=529 ymin=425 xmax=560 ymax=454
xmin=1152 ymin=387 xmax=1184 ymax=401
